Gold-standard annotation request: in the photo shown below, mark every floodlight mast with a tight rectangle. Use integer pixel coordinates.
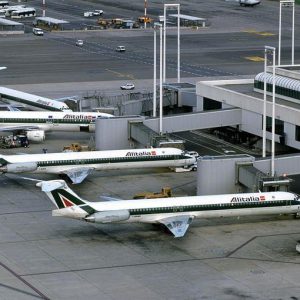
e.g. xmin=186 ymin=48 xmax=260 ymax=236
xmin=163 ymin=4 xmax=181 ymax=83
xmin=278 ymin=0 xmax=295 ymax=65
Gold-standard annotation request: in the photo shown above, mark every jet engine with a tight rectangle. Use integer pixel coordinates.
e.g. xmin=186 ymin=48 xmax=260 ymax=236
xmin=85 ymin=210 xmax=130 ymax=223
xmin=26 ymin=130 xmax=45 ymax=142
xmin=0 ymin=162 xmax=38 ymax=173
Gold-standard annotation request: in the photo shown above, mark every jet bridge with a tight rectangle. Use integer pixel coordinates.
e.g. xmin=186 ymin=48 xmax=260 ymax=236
xmin=197 ymin=154 xmax=299 ymax=195
xmin=95 ymin=108 xmax=242 ymax=150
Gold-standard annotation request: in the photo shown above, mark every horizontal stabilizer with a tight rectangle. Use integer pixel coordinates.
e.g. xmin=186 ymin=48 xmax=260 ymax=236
xmin=36 ymin=180 xmax=66 ymax=192
xmin=159 ymin=215 xmax=193 ymax=238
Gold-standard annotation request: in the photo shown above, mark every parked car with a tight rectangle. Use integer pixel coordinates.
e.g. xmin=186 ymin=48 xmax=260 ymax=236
xmin=120 ymin=83 xmax=135 ymax=90
xmin=296 ymin=241 xmax=300 ymax=253
xmin=93 ymin=10 xmax=103 ymax=16
xmin=83 ymin=11 xmax=94 ymax=17
xmin=115 ymin=45 xmax=126 ymax=52
xmin=76 ymin=39 xmax=84 ymax=46
xmin=32 ymin=28 xmax=44 ymax=36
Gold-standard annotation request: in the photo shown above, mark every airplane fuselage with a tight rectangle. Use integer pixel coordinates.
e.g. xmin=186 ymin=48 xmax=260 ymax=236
xmin=55 ymin=191 xmax=300 ymax=224
xmin=0 ymin=111 xmax=112 ymax=133
xmin=38 ymin=180 xmax=300 ymax=237
xmin=0 ymin=148 xmax=196 ymax=175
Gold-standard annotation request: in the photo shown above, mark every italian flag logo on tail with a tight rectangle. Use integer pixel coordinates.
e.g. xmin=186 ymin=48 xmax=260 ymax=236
xmin=60 ymin=195 xmax=75 ymax=208
xmin=51 ymin=189 xmax=86 ymax=209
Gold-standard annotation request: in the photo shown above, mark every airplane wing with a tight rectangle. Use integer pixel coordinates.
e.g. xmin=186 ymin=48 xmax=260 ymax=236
xmin=0 ymin=125 xmax=40 ymax=132
xmin=61 ymin=167 xmax=94 ymax=184
xmin=158 ymin=215 xmax=194 ymax=238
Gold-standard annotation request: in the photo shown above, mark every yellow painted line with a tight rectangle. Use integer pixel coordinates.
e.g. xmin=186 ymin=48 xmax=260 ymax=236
xmin=257 ymin=32 xmax=275 ymax=36
xmin=245 ymin=56 xmax=265 ymax=62
xmin=105 ymin=69 xmax=135 ymax=79
xmin=243 ymin=29 xmax=275 ymax=36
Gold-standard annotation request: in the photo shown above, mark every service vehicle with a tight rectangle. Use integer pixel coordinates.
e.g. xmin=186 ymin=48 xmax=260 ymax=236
xmin=134 ymin=187 xmax=172 ymax=199
xmin=120 ymin=83 xmax=135 ymax=90
xmin=76 ymin=39 xmax=83 ymax=46
xmin=62 ymin=143 xmax=90 ymax=152
xmin=0 ymin=1 xmax=9 ymax=8
xmin=83 ymin=11 xmax=93 ymax=17
xmin=93 ymin=10 xmax=103 ymax=16
xmin=115 ymin=45 xmax=126 ymax=52
xmin=32 ymin=27 xmax=44 ymax=36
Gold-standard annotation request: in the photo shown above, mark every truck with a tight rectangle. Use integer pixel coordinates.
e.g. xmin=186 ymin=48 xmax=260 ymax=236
xmin=62 ymin=143 xmax=90 ymax=152
xmin=133 ymin=187 xmax=172 ymax=199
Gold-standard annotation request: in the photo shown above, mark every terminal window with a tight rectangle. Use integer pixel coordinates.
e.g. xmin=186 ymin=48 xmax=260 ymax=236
xmin=295 ymin=126 xmax=300 ymax=142
xmin=265 ymin=116 xmax=284 ymax=135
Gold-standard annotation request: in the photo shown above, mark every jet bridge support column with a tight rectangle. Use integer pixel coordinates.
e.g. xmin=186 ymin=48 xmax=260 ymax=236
xmin=197 ymin=155 xmax=255 ymax=195
xmin=95 ymin=116 xmax=144 ymax=150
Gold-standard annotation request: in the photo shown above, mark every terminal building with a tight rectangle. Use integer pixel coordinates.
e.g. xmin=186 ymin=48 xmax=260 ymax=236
xmin=0 ymin=18 xmax=24 ymax=34
xmin=95 ymin=65 xmax=300 ymax=195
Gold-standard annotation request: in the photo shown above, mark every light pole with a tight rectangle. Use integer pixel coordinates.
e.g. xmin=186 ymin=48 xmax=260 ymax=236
xmin=144 ymin=0 xmax=147 ymax=29
xmin=271 ymin=47 xmax=276 ymax=177
xmin=163 ymin=4 xmax=181 ymax=83
xmin=159 ymin=24 xmax=163 ymax=134
xmin=153 ymin=23 xmax=163 ymax=134
xmin=262 ymin=47 xmax=268 ymax=158
xmin=153 ymin=26 xmax=157 ymax=117
xmin=278 ymin=0 xmax=295 ymax=66
xmin=262 ymin=46 xmax=276 ymax=176
xmin=264 ymin=46 xmax=277 ymax=177
xmin=42 ymin=0 xmax=46 ymax=17
xmin=153 ymin=23 xmax=163 ymax=118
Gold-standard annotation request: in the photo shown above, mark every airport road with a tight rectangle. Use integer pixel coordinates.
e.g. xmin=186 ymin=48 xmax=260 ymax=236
xmin=1 ymin=28 xmax=300 ymax=86
xmin=1 ymin=0 xmax=300 ymax=86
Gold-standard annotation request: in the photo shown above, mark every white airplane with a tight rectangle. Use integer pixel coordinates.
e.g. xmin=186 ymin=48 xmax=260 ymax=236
xmin=0 ymin=111 xmax=113 ymax=142
xmin=0 ymin=87 xmax=72 ymax=112
xmin=37 ymin=179 xmax=300 ymax=238
xmin=0 ymin=148 xmax=196 ymax=184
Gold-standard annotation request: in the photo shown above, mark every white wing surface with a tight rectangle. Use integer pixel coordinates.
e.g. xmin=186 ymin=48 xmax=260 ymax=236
xmin=62 ymin=167 xmax=94 ymax=184
xmin=158 ymin=215 xmax=194 ymax=238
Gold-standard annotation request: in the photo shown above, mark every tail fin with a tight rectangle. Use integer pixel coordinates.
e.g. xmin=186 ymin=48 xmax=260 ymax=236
xmin=0 ymin=155 xmax=9 ymax=166
xmin=36 ymin=180 xmax=95 ymax=214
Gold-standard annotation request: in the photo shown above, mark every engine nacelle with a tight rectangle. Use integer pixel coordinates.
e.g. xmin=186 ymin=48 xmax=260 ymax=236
xmin=26 ymin=130 xmax=45 ymax=142
xmin=0 ymin=162 xmax=38 ymax=173
xmin=85 ymin=210 xmax=130 ymax=223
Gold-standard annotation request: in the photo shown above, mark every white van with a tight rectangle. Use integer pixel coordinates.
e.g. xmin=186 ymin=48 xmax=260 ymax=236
xmin=32 ymin=28 xmax=44 ymax=36
xmin=115 ymin=46 xmax=126 ymax=52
